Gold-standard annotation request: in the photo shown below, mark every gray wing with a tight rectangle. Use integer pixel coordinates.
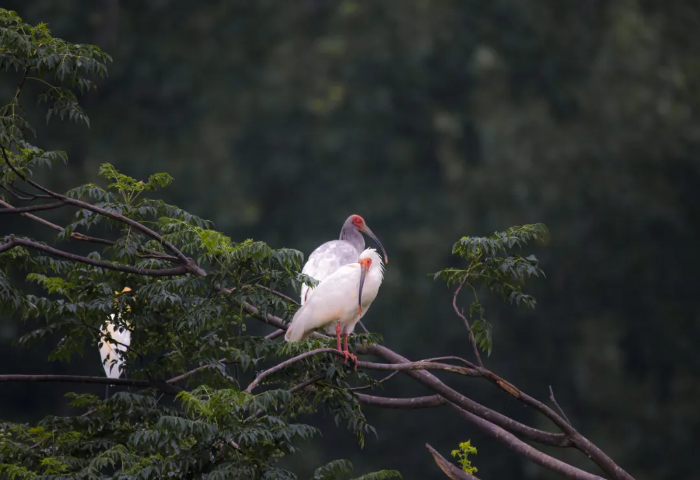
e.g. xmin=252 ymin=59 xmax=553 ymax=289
xmin=300 ymin=240 xmax=359 ymax=305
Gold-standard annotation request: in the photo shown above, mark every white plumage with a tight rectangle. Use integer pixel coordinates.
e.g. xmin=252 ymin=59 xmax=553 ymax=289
xmin=99 ymin=313 xmax=131 ymax=378
xmin=286 ymin=248 xmax=384 ymax=364
xmin=300 ymin=214 xmax=387 ymax=305
xmin=300 ymin=240 xmax=360 ymax=305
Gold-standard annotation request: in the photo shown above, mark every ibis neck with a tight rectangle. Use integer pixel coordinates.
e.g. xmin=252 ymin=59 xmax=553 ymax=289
xmin=339 ymin=223 xmax=365 ymax=254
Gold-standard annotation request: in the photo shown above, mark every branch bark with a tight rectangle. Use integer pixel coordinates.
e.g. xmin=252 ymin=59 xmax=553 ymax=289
xmin=1 ymin=237 xmax=189 ymax=277
xmin=245 ymin=347 xmax=479 ymax=393
xmin=357 ymin=393 xmax=445 ymax=409
xmin=448 ymin=403 xmax=604 ymax=480
xmin=1 ymin=146 xmax=206 ymax=277
xmin=0 ymin=374 xmax=182 ymax=395
xmin=0 ymin=200 xmax=66 ymax=214
xmin=426 ymin=443 xmax=481 ymax=480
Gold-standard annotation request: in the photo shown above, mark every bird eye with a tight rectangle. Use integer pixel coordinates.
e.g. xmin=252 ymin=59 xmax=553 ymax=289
xmin=353 ymin=215 xmax=363 ymax=226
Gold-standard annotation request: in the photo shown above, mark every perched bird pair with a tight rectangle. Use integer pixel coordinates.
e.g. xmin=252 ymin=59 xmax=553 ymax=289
xmin=97 ymin=215 xmax=387 ymax=379
xmin=285 ymin=215 xmax=387 ymax=367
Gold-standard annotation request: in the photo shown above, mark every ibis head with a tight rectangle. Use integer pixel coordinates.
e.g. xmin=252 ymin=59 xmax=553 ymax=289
xmin=340 ymin=214 xmax=388 ymax=264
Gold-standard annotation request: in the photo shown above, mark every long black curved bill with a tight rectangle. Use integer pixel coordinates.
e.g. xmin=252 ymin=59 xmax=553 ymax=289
xmin=358 ymin=263 xmax=368 ymax=316
xmin=362 ymin=225 xmax=388 ymax=264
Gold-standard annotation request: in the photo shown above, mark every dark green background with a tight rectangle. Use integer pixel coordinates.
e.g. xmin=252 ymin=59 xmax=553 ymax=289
xmin=1 ymin=1 xmax=698 ymax=479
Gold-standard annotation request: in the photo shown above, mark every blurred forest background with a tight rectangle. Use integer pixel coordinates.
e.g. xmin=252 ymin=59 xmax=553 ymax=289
xmin=1 ymin=1 xmax=698 ymax=479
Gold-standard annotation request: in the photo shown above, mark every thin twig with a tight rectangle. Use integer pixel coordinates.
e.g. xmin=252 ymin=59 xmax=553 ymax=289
xmin=1 ymin=183 xmax=53 ymax=200
xmin=0 ymin=199 xmax=160 ymax=249
xmin=264 ymin=329 xmax=285 ymax=340
xmin=549 ymin=385 xmax=572 ymax=426
xmin=289 ymin=374 xmax=325 ymax=394
xmin=245 ymin=348 xmax=479 ymax=393
xmin=13 ymin=67 xmax=28 ymax=101
xmin=255 ymin=285 xmax=298 ymax=305
xmin=453 ymin=274 xmax=483 ymax=367
xmin=350 ymin=370 xmax=399 ymax=391
xmin=166 ymin=358 xmax=234 ymax=384
xmin=350 ymin=356 xmax=475 ymax=391
xmin=356 ymin=320 xmax=369 ymax=334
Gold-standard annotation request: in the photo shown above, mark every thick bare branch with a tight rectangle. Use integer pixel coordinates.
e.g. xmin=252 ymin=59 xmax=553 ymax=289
xmin=448 ymin=403 xmax=604 ymax=480
xmin=238 ymin=300 xmax=634 ymax=479
xmin=426 ymin=443 xmax=480 ymax=480
xmin=364 ymin=342 xmax=571 ymax=448
xmin=237 ymin=305 xmax=569 ymax=446
xmin=357 ymin=393 xmax=445 ymax=409
xmin=0 ymin=374 xmax=182 ymax=395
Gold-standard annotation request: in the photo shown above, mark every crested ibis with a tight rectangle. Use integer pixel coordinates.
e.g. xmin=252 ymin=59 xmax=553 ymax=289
xmin=99 ymin=287 xmax=131 ymax=379
xmin=286 ymin=248 xmax=384 ymax=368
xmin=300 ymin=214 xmax=387 ymax=306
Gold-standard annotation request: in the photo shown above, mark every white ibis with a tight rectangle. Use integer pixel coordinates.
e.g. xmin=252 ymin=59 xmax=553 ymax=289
xmin=300 ymin=214 xmax=387 ymax=306
xmin=99 ymin=287 xmax=131 ymax=379
xmin=285 ymin=248 xmax=384 ymax=368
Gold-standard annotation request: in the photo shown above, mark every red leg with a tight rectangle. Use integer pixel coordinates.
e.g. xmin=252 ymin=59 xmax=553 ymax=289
xmin=335 ymin=322 xmax=342 ymax=352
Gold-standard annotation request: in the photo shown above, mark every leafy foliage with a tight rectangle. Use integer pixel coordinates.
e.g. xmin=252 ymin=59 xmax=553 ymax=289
xmin=0 ymin=10 xmax=400 ymax=479
xmin=434 ymin=224 xmax=548 ymax=354
xmin=451 ymin=440 xmax=477 ymax=475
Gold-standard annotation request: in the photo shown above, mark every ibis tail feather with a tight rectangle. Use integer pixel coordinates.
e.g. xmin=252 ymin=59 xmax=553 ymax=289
xmin=285 ymin=304 xmax=310 ymax=342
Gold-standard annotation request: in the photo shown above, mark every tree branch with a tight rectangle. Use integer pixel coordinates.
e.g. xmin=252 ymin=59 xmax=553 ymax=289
xmin=0 ymin=198 xmax=117 ymax=245
xmin=245 ymin=348 xmax=480 ymax=394
xmin=238 ymin=305 xmax=568 ymax=446
xmin=426 ymin=443 xmax=480 ymax=480
xmin=357 ymin=393 xmax=445 ymax=409
xmin=363 ymin=342 xmax=571 ymax=448
xmin=453 ymin=274 xmax=483 ymax=367
xmin=1 ymin=237 xmax=189 ymax=277
xmin=166 ymin=358 xmax=237 ymax=384
xmin=1 ymin=145 xmax=206 ymax=277
xmin=0 ymin=200 xmax=66 ymax=214
xmin=550 ymin=385 xmax=572 ymax=426
xmin=0 ymin=374 xmax=182 ymax=395
xmin=350 ymin=370 xmax=399 ymax=391
xmin=264 ymin=329 xmax=285 ymax=340
xmin=448 ymin=403 xmax=603 ymax=480
xmin=238 ymin=300 xmax=634 ymax=480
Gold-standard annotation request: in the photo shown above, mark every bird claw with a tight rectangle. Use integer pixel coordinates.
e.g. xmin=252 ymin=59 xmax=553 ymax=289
xmin=342 ymin=351 xmax=358 ymax=370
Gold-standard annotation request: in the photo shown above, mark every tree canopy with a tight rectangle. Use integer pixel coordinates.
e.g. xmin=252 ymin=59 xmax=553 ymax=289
xmin=1 ymin=2 xmax=697 ymax=479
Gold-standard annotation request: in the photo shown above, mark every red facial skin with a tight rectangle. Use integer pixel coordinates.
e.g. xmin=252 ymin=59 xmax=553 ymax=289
xmin=351 ymin=215 xmax=365 ymax=229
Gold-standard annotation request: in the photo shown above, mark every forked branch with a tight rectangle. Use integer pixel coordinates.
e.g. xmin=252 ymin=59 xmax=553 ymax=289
xmin=242 ymin=302 xmax=635 ymax=480
xmin=1 ymin=146 xmax=206 ymax=277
